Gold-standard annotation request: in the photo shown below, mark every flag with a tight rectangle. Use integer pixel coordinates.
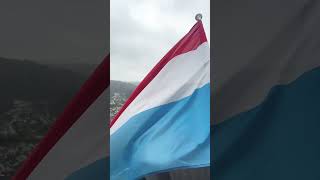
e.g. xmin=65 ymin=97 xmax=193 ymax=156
xmin=13 ymin=56 xmax=110 ymax=180
xmin=110 ymin=21 xmax=210 ymax=180
xmin=213 ymin=0 xmax=320 ymax=179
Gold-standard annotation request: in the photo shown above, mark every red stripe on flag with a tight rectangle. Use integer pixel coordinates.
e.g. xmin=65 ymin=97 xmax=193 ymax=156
xmin=13 ymin=55 xmax=110 ymax=180
xmin=110 ymin=21 xmax=207 ymax=128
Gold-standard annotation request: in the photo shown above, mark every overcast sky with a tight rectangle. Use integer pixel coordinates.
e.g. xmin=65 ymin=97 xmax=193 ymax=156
xmin=111 ymin=0 xmax=210 ymax=82
xmin=0 ymin=0 xmax=107 ymax=64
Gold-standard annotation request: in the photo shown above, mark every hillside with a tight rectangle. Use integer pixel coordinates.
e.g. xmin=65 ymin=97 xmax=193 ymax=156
xmin=110 ymin=80 xmax=137 ymax=119
xmin=0 ymin=57 xmax=86 ymax=114
xmin=0 ymin=58 xmax=137 ymax=177
xmin=0 ymin=57 xmax=86 ymax=176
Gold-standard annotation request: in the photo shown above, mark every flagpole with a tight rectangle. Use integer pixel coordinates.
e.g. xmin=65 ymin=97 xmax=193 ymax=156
xmin=195 ymin=13 xmax=202 ymax=21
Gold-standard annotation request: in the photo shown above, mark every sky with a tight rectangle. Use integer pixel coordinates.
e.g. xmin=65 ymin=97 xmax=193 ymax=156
xmin=0 ymin=0 xmax=108 ymax=64
xmin=111 ymin=0 xmax=210 ymax=82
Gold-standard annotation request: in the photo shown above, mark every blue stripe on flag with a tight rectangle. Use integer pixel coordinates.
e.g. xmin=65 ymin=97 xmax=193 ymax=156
xmin=111 ymin=83 xmax=210 ymax=180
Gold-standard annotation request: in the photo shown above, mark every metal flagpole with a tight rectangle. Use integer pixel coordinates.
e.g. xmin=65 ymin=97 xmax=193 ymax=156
xmin=195 ymin=13 xmax=203 ymax=21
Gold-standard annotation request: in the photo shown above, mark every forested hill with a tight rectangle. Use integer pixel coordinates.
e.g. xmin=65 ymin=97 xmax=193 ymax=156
xmin=0 ymin=57 xmax=86 ymax=176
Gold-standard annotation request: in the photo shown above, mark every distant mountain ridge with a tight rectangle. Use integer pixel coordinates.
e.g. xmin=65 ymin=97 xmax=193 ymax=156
xmin=0 ymin=57 xmax=86 ymax=114
xmin=110 ymin=80 xmax=137 ymax=99
xmin=46 ymin=63 xmax=98 ymax=77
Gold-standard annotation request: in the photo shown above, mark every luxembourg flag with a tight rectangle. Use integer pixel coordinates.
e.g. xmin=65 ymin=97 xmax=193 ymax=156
xmin=13 ymin=56 xmax=110 ymax=180
xmin=110 ymin=20 xmax=210 ymax=180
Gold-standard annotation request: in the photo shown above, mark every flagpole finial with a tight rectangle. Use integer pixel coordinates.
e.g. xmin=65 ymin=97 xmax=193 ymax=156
xmin=195 ymin=13 xmax=202 ymax=21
